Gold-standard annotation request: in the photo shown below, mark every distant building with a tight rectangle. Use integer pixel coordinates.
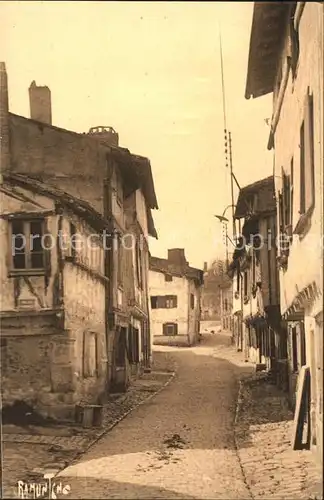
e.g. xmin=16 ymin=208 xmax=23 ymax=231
xmin=149 ymin=249 xmax=204 ymax=346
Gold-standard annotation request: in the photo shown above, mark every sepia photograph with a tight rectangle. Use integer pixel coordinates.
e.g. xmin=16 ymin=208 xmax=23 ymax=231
xmin=0 ymin=1 xmax=323 ymax=499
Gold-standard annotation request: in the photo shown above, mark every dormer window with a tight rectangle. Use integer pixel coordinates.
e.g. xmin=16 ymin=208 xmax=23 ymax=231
xmin=165 ymin=273 xmax=173 ymax=282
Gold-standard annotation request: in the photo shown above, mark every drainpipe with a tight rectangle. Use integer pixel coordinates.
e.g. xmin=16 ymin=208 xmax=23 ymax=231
xmin=294 ymin=3 xmax=305 ymax=31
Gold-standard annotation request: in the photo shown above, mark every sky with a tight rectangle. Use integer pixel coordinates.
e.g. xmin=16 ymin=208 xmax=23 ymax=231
xmin=0 ymin=1 xmax=274 ymax=269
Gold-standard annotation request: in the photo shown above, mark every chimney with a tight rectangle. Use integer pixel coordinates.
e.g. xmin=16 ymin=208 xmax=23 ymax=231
xmin=203 ymin=262 xmax=208 ymax=272
xmin=29 ymin=80 xmax=52 ymax=125
xmin=0 ymin=62 xmax=10 ymax=174
xmin=88 ymin=126 xmax=119 ymax=147
xmin=168 ymin=249 xmax=188 ymax=270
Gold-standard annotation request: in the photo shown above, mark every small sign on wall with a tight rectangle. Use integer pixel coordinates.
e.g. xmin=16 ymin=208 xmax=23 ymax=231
xmin=18 ymin=298 xmax=37 ymax=309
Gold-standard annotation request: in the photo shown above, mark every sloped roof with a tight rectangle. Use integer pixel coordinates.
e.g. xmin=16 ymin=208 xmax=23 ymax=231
xmin=234 ymin=175 xmax=276 ymax=220
xmin=3 ymin=173 xmax=110 ymax=233
xmin=9 ymin=112 xmax=158 ymax=211
xmin=245 ymin=2 xmax=291 ymax=99
xmin=149 ymin=256 xmax=204 ymax=285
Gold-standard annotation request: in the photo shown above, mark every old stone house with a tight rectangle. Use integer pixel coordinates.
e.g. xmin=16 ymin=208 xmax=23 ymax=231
xmin=0 ymin=63 xmax=159 ymax=404
xmin=149 ymin=249 xmax=203 ymax=346
xmin=0 ymin=174 xmax=109 ymax=421
xmin=228 ymin=176 xmax=286 ymax=381
xmin=245 ymin=2 xmax=323 ymax=459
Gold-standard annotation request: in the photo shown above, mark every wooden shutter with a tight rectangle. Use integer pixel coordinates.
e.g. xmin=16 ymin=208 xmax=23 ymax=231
xmin=157 ymin=296 xmax=166 ymax=308
xmin=304 ymin=90 xmax=315 ymax=213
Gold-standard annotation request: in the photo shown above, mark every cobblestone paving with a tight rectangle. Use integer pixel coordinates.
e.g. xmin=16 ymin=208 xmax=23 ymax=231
xmin=235 ymin=374 xmax=323 ymax=500
xmin=56 ymin=333 xmax=252 ymax=499
xmin=1 ymin=352 xmax=176 ymax=499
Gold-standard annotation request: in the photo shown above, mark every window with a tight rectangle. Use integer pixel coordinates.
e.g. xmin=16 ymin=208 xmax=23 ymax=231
xmin=10 ymin=219 xmax=45 ymax=273
xmin=236 ymin=270 xmax=240 ymax=293
xmin=299 ymin=322 xmax=306 ymax=368
xmin=150 ymin=295 xmax=177 ymax=309
xmin=224 ymin=298 xmax=228 ymax=311
xmin=245 ymin=194 xmax=256 ymax=214
xmin=83 ymin=331 xmax=98 ymax=377
xmin=135 ymin=240 xmax=142 ymax=289
xmin=166 ymin=295 xmax=177 ymax=308
xmin=190 ymin=293 xmax=195 ymax=309
xmin=150 ymin=296 xmax=158 ymax=309
xmin=163 ymin=323 xmax=178 ymax=336
xmin=165 ymin=274 xmax=173 ymax=282
xmin=115 ymin=236 xmax=123 ymax=286
xmin=283 ymin=172 xmax=291 ymax=228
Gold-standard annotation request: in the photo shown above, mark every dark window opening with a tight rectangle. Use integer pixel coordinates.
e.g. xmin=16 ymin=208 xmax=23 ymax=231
xmin=190 ymin=293 xmax=195 ymax=309
xmin=300 ymin=322 xmax=306 ymax=368
xmin=128 ymin=326 xmax=139 ymax=364
xmin=150 ymin=296 xmax=158 ymax=309
xmin=163 ymin=323 xmax=178 ymax=336
xmin=115 ymin=328 xmax=126 ymax=367
xmin=11 ymin=219 xmax=45 ymax=271
xmin=165 ymin=274 xmax=173 ymax=282
xmin=244 ymin=271 xmax=248 ymax=297
xmin=70 ymin=223 xmax=77 ymax=259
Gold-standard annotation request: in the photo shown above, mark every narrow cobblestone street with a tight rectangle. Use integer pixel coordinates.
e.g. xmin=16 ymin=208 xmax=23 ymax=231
xmin=55 ymin=333 xmax=252 ymax=499
xmin=3 ymin=332 xmax=322 ymax=500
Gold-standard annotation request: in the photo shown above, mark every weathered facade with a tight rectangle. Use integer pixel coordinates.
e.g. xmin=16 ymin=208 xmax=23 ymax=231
xmin=245 ymin=2 xmax=323 ymax=460
xmin=229 ymin=177 xmax=286 ymax=380
xmin=149 ymin=249 xmax=203 ymax=346
xmin=0 ymin=63 xmax=159 ymax=413
xmin=0 ymin=175 xmax=108 ymax=420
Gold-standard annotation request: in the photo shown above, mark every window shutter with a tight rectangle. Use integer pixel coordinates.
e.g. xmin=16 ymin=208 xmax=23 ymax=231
xmin=278 ymin=193 xmax=284 ymax=231
xmin=300 ymin=121 xmax=306 ymax=214
xmin=157 ymin=296 xmax=166 ymax=308
xmin=304 ymin=90 xmax=315 ymax=212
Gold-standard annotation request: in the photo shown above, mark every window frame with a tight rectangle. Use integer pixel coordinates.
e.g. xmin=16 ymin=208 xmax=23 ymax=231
xmin=163 ymin=322 xmax=178 ymax=336
xmin=8 ymin=217 xmax=46 ymax=277
xmin=150 ymin=295 xmax=177 ymax=309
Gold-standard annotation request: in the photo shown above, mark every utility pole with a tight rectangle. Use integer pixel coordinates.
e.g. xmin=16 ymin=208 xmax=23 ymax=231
xmin=219 ymin=25 xmax=236 ymax=245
